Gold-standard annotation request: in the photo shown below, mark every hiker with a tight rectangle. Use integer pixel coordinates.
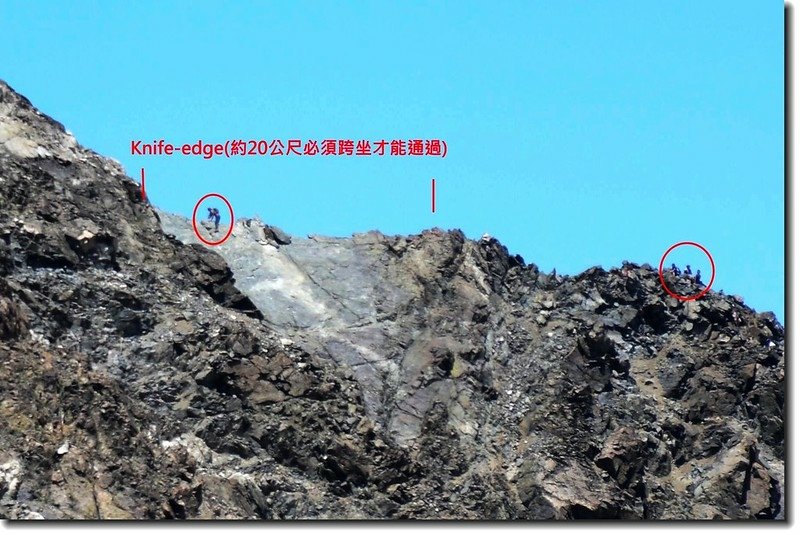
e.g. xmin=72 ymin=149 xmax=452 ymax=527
xmin=670 ymin=263 xmax=680 ymax=277
xmin=213 ymin=208 xmax=221 ymax=232
xmin=684 ymin=264 xmax=692 ymax=276
xmin=694 ymin=270 xmax=702 ymax=284
xmin=207 ymin=207 xmax=214 ymax=221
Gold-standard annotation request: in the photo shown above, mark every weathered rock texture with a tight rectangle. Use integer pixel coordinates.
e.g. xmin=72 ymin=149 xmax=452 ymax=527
xmin=1 ymin=80 xmax=785 ymax=520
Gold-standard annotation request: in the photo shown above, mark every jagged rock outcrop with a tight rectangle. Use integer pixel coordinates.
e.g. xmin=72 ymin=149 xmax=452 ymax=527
xmin=1 ymin=80 xmax=785 ymax=520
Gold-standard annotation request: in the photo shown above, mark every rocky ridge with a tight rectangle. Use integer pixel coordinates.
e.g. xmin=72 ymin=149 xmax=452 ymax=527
xmin=0 ymin=80 xmax=786 ymax=519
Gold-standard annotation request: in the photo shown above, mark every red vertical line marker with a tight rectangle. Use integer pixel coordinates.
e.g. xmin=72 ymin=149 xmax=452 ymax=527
xmin=431 ymin=178 xmax=436 ymax=213
xmin=140 ymin=168 xmax=147 ymax=202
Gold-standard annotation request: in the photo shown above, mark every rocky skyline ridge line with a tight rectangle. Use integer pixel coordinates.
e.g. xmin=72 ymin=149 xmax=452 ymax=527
xmin=0 ymin=79 xmax=785 ymax=519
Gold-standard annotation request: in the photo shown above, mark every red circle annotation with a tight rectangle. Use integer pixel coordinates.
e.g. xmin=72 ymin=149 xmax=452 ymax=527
xmin=192 ymin=193 xmax=234 ymax=246
xmin=658 ymin=241 xmax=715 ymax=302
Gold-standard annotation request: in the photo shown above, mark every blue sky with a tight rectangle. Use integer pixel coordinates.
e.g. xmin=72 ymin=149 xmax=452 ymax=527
xmin=0 ymin=1 xmax=784 ymax=321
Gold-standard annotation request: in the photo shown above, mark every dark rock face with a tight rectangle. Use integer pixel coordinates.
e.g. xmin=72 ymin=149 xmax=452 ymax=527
xmin=0 ymin=80 xmax=785 ymax=520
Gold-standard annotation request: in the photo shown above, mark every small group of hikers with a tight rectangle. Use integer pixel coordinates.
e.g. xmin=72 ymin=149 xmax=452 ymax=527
xmin=670 ymin=263 xmax=702 ymax=285
xmin=206 ymin=207 xmax=221 ymax=231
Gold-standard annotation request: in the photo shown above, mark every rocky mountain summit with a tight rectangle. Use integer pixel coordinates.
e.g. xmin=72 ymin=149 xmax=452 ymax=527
xmin=0 ymin=80 xmax=785 ymax=520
